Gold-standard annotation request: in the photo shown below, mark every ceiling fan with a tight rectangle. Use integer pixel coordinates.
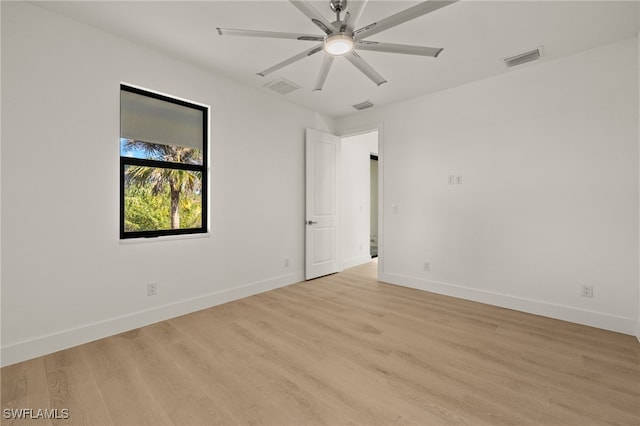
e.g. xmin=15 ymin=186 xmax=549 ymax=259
xmin=217 ymin=0 xmax=457 ymax=91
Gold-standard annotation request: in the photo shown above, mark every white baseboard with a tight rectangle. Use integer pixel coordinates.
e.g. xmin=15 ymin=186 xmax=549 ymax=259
xmin=342 ymin=255 xmax=373 ymax=270
xmin=1 ymin=271 xmax=304 ymax=367
xmin=379 ymin=271 xmax=637 ymax=336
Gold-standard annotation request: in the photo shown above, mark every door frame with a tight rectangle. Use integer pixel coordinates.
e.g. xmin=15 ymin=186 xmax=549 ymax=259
xmin=337 ymin=123 xmax=384 ymax=278
xmin=369 ymin=153 xmax=379 ymax=259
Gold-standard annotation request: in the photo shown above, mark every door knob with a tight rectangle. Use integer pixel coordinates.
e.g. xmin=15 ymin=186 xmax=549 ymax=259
xmin=306 ymin=220 xmax=318 ymax=225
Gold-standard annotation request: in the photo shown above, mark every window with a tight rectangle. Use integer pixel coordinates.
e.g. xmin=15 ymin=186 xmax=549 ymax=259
xmin=120 ymin=85 xmax=208 ymax=239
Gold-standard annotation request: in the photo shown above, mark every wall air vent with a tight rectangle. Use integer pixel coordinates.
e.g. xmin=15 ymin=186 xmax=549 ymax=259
xmin=353 ymin=100 xmax=374 ymax=111
xmin=503 ymin=46 xmax=543 ymax=68
xmin=264 ymin=78 xmax=301 ymax=95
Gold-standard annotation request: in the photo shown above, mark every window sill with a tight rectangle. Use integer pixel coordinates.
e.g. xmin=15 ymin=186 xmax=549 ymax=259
xmin=119 ymin=232 xmax=210 ymax=245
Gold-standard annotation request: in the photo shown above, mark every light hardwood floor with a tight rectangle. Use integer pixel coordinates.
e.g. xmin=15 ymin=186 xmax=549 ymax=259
xmin=2 ymin=261 xmax=639 ymax=425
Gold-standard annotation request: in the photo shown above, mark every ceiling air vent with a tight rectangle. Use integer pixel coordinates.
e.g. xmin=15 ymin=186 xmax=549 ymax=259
xmin=503 ymin=46 xmax=543 ymax=68
xmin=353 ymin=100 xmax=374 ymax=111
xmin=264 ymin=78 xmax=301 ymax=95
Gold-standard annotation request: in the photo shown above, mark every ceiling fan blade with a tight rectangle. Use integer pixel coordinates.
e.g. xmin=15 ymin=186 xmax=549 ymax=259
xmin=345 ymin=0 xmax=369 ymax=33
xmin=257 ymin=43 xmax=324 ymax=77
xmin=216 ymin=28 xmax=323 ymax=42
xmin=313 ymin=55 xmax=334 ymax=91
xmin=345 ymin=51 xmax=387 ymax=86
xmin=354 ymin=0 xmax=457 ymax=40
xmin=289 ymin=0 xmax=338 ymax=35
xmin=356 ymin=40 xmax=443 ymax=57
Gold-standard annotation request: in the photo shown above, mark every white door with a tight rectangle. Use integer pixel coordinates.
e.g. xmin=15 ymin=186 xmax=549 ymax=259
xmin=305 ymin=128 xmax=341 ymax=280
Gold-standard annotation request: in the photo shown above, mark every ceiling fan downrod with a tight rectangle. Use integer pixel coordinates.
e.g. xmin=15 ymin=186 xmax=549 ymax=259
xmin=329 ymin=0 xmax=348 ymax=22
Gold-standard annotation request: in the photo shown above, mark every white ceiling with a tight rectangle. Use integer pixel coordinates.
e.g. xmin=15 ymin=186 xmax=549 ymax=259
xmin=33 ymin=1 xmax=639 ymax=118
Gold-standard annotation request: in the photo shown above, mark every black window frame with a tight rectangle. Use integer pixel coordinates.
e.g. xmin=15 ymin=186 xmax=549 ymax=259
xmin=120 ymin=84 xmax=208 ymax=239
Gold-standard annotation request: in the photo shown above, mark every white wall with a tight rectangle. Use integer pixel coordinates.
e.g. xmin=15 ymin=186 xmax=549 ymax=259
xmin=337 ymin=37 xmax=640 ymax=335
xmin=0 ymin=2 xmax=334 ymax=366
xmin=341 ymin=131 xmax=378 ymax=269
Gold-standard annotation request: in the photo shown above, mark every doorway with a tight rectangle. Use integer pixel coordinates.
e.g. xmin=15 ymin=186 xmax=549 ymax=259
xmin=370 ymin=154 xmax=378 ymax=258
xmin=340 ymin=130 xmax=379 ymax=271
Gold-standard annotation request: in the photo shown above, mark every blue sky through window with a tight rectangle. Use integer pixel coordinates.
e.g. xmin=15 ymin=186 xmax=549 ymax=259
xmin=120 ymin=138 xmax=202 ymax=165
xmin=120 ymin=138 xmax=164 ymax=161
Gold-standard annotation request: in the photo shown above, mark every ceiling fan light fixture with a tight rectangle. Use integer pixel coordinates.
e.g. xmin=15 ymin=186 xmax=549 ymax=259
xmin=324 ymin=34 xmax=354 ymax=56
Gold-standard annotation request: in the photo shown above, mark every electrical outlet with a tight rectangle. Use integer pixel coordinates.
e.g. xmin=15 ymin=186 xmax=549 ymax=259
xmin=423 ymin=261 xmax=431 ymax=272
xmin=455 ymin=175 xmax=463 ymax=184
xmin=581 ymin=285 xmax=593 ymax=298
xmin=147 ymin=282 xmax=157 ymax=296
xmin=448 ymin=175 xmax=455 ymax=185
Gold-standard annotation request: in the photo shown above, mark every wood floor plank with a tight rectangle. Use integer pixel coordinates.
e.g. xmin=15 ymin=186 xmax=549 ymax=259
xmin=43 ymin=346 xmax=112 ymax=425
xmin=216 ymin=304 xmax=434 ymax=425
xmin=165 ymin=310 xmax=307 ymax=425
xmin=1 ymin=358 xmax=52 ymax=426
xmin=2 ymin=261 xmax=639 ymax=425
xmin=80 ymin=335 xmax=174 ymax=425
xmin=253 ymin=288 xmax=538 ymax=425
xmin=116 ymin=329 xmax=236 ymax=426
